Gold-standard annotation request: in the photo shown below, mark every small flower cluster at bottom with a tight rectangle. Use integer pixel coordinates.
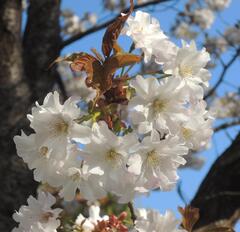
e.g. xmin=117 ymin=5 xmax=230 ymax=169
xmin=12 ymin=191 xmax=186 ymax=232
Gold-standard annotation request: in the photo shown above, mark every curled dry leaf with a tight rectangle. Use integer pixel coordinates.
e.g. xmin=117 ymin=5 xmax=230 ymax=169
xmin=52 ymin=51 xmax=141 ymax=107
xmin=102 ymin=0 xmax=134 ymax=57
xmin=178 ymin=205 xmax=200 ymax=232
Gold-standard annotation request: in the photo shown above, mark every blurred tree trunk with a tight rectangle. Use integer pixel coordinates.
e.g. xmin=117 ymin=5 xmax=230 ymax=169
xmin=192 ymin=132 xmax=240 ymax=230
xmin=0 ymin=0 xmax=61 ymax=230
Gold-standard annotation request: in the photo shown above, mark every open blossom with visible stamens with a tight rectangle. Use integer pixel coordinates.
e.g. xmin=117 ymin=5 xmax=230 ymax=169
xmin=171 ymin=101 xmax=213 ymax=150
xmin=132 ymin=208 xmax=186 ymax=232
xmin=12 ymin=192 xmax=62 ymax=232
xmin=128 ymin=130 xmax=188 ymax=191
xmin=14 ymin=131 xmax=65 ymax=186
xmin=76 ymin=121 xmax=140 ymax=199
xmin=27 ymin=91 xmax=91 ymax=151
xmin=166 ymin=41 xmax=211 ymax=100
xmin=79 ymin=121 xmax=138 ymax=176
xmin=129 ymin=75 xmax=187 ymax=134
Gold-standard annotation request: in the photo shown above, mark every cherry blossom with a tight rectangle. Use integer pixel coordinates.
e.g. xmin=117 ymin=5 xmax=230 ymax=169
xmin=12 ymin=192 xmax=62 ymax=232
xmin=132 ymin=208 xmax=186 ymax=232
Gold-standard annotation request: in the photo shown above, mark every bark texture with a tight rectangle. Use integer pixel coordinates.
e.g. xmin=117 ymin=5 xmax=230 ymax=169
xmin=0 ymin=0 xmax=61 ymax=230
xmin=191 ymin=132 xmax=240 ymax=230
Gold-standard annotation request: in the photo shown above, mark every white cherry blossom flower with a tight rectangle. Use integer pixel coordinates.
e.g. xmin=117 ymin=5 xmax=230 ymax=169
xmin=12 ymin=192 xmax=62 ymax=232
xmin=170 ymin=101 xmax=213 ymax=150
xmin=132 ymin=208 xmax=186 ymax=232
xmin=206 ymin=0 xmax=231 ymax=11
xmin=129 ymin=75 xmax=187 ymax=134
xmin=80 ymin=121 xmax=139 ymax=179
xmin=166 ymin=41 xmax=211 ymax=99
xmin=123 ymin=11 xmax=171 ymax=63
xmin=59 ymin=163 xmax=106 ymax=202
xmin=14 ymin=131 xmax=65 ymax=186
xmin=27 ymin=91 xmax=91 ymax=151
xmin=193 ymin=8 xmax=215 ymax=29
xmin=103 ymin=167 xmax=148 ymax=203
xmin=128 ymin=130 xmax=188 ymax=191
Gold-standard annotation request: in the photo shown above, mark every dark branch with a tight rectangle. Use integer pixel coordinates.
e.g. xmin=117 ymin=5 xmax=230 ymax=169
xmin=61 ymin=0 xmax=171 ymax=48
xmin=204 ymin=47 xmax=240 ymax=100
xmin=0 ymin=0 xmax=38 ymax=230
xmin=214 ymin=118 xmax=240 ymax=132
xmin=23 ymin=0 xmax=62 ymax=102
xmin=191 ymin=132 xmax=240 ymax=229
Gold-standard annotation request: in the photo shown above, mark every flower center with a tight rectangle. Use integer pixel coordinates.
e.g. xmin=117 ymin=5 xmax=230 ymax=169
xmin=70 ymin=172 xmax=81 ymax=182
xmin=152 ymin=99 xmax=167 ymax=113
xmin=179 ymin=65 xmax=193 ymax=78
xmin=181 ymin=127 xmax=192 ymax=140
xmin=146 ymin=150 xmax=160 ymax=167
xmin=39 ymin=146 xmax=48 ymax=157
xmin=54 ymin=119 xmax=69 ymax=134
xmin=105 ymin=149 xmax=122 ymax=166
xmin=40 ymin=211 xmax=54 ymax=223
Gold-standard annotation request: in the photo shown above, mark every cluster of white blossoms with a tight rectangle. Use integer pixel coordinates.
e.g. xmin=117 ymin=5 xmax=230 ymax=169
xmin=173 ymin=0 xmax=231 ymax=40
xmin=61 ymin=10 xmax=97 ymax=36
xmin=13 ymin=10 xmax=213 ymax=232
xmin=210 ymin=92 xmax=240 ymax=118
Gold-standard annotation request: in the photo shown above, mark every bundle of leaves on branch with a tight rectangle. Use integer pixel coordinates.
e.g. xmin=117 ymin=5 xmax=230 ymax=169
xmin=12 ymin=1 xmax=214 ymax=231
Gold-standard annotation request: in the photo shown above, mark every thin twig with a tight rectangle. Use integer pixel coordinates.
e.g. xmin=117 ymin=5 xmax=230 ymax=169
xmin=128 ymin=202 xmax=137 ymax=223
xmin=61 ymin=0 xmax=172 ymax=48
xmin=177 ymin=181 xmax=188 ymax=205
xmin=204 ymin=47 xmax=240 ymax=100
xmin=214 ymin=118 xmax=240 ymax=132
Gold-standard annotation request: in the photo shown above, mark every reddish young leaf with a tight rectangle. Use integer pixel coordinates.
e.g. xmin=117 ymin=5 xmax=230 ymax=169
xmin=102 ymin=0 xmax=134 ymax=57
xmin=104 ymin=53 xmax=141 ymax=76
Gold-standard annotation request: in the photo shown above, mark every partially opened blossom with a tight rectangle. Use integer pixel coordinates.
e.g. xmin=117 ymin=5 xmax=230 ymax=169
xmin=132 ymin=208 xmax=186 ymax=232
xmin=128 ymin=130 xmax=188 ymax=191
xmin=74 ymin=204 xmax=108 ymax=232
xmin=12 ymin=192 xmax=62 ymax=232
xmin=27 ymin=91 xmax=91 ymax=151
xmin=129 ymin=75 xmax=187 ymax=133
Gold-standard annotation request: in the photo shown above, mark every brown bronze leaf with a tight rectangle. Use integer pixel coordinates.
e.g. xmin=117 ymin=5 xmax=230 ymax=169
xmin=102 ymin=0 xmax=134 ymax=57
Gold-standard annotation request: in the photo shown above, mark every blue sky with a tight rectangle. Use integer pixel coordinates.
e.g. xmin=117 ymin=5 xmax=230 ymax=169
xmin=23 ymin=0 xmax=240 ymax=229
